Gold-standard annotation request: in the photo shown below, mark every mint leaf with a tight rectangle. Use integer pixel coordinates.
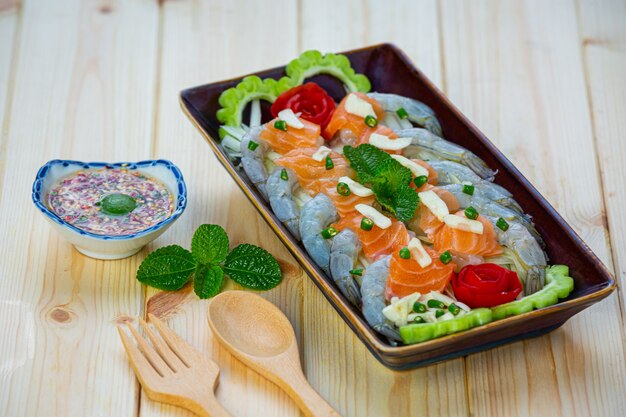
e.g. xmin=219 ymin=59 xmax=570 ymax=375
xmin=194 ymin=263 xmax=224 ymax=299
xmin=136 ymin=245 xmax=196 ymax=290
xmin=191 ymin=224 xmax=229 ymax=265
xmin=223 ymin=244 xmax=282 ymax=290
xmin=343 ymin=144 xmax=391 ymax=183
xmin=343 ymin=144 xmax=418 ymax=222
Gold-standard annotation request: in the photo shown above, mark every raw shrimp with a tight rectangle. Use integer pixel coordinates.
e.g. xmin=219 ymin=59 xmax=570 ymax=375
xmin=396 ymin=128 xmax=496 ymax=180
xmin=266 ymin=167 xmax=301 ymax=241
xmin=367 ymin=93 xmax=443 ymax=136
xmin=438 ymin=183 xmax=523 ymax=214
xmin=241 ymin=126 xmax=269 ymax=201
xmin=438 ymin=186 xmax=544 ymax=246
xmin=299 ymin=194 xmax=339 ymax=274
xmin=361 ymin=255 xmax=401 ymax=341
xmin=485 ymin=215 xmax=548 ymax=295
xmin=428 ymin=160 xmax=512 ymax=199
xmin=330 ymin=229 xmax=362 ymax=307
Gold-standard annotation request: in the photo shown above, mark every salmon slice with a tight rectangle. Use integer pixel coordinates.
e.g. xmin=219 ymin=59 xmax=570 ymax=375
xmin=259 ymin=117 xmax=322 ymax=155
xmin=334 ymin=212 xmax=410 ymax=261
xmin=415 ymin=160 xmax=439 ymax=187
xmin=386 ymin=248 xmax=457 ymax=299
xmin=323 ymin=93 xmax=384 ymax=140
xmin=275 ymin=147 xmax=353 ymax=195
xmin=412 ymin=184 xmax=460 ymax=237
xmin=321 ymin=181 xmax=376 ymax=218
xmin=356 ymin=125 xmax=403 ymax=155
xmin=432 ymin=211 xmax=502 ymax=257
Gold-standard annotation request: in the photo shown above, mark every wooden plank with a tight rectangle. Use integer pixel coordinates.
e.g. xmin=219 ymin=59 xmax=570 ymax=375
xmin=578 ymin=0 xmax=626 ymax=318
xmin=0 ymin=0 xmax=20 ymax=191
xmin=139 ymin=1 xmax=303 ymax=416
xmin=440 ymin=1 xmax=626 ymax=416
xmin=299 ymin=2 xmax=469 ymax=417
xmin=0 ymin=0 xmax=159 ymax=415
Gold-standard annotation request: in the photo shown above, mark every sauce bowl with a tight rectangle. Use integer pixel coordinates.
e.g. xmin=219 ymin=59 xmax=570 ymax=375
xmin=31 ymin=159 xmax=187 ymax=260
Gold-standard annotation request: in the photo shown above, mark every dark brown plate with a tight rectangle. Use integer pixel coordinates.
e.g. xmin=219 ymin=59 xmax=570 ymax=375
xmin=180 ymin=44 xmax=615 ymax=370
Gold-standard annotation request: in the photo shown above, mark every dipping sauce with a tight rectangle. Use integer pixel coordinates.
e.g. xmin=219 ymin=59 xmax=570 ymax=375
xmin=47 ymin=167 xmax=174 ymax=236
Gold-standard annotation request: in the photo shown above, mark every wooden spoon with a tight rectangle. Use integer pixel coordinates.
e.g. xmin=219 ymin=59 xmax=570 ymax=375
xmin=207 ymin=291 xmax=340 ymax=417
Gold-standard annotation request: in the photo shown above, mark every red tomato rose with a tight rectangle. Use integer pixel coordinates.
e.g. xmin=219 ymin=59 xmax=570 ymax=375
xmin=451 ymin=263 xmax=522 ymax=308
xmin=271 ymin=83 xmax=336 ymax=131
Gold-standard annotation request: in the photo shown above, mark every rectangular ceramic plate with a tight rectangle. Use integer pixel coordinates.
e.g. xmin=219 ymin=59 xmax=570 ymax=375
xmin=180 ymin=44 xmax=615 ymax=370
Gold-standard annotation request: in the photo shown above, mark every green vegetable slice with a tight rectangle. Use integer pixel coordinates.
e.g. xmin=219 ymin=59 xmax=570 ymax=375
xmin=216 ymin=76 xmax=285 ymax=131
xmin=191 ymin=224 xmax=229 ymax=265
xmin=399 ymin=308 xmax=493 ymax=344
xmin=136 ymin=245 xmax=196 ymax=291
xmin=491 ymin=265 xmax=574 ymax=320
xmin=223 ymin=244 xmax=282 ymax=290
xmin=194 ymin=263 xmax=224 ymax=299
xmin=284 ymin=50 xmax=371 ymax=93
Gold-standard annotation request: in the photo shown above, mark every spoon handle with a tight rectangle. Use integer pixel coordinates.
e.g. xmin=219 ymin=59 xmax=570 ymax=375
xmin=280 ymin=368 xmax=340 ymax=417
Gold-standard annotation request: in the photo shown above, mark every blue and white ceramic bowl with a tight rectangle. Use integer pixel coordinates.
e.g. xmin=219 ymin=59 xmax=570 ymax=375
xmin=32 ymin=159 xmax=187 ymax=260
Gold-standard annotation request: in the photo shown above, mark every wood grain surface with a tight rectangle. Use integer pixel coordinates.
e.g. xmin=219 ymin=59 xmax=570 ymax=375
xmin=0 ymin=1 xmax=624 ymax=416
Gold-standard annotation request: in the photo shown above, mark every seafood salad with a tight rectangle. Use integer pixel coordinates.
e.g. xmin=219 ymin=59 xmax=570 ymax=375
xmin=215 ymin=50 xmax=574 ymax=345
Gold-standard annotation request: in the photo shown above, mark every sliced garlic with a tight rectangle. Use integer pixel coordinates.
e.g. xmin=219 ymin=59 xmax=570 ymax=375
xmin=443 ymin=214 xmax=484 ymax=234
xmin=390 ymin=154 xmax=429 ymax=178
xmin=407 ymin=237 xmax=432 ymax=268
xmin=277 ymin=108 xmax=305 ymax=129
xmin=344 ymin=93 xmax=376 ymax=118
xmin=311 ymin=145 xmax=332 ymax=162
xmin=355 ymin=204 xmax=391 ymax=229
xmin=368 ymin=133 xmax=412 ymax=151
xmin=338 ymin=176 xmax=374 ymax=197
xmin=418 ymin=190 xmax=449 ymax=221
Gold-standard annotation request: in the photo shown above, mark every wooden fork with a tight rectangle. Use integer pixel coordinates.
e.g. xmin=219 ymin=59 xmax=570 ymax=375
xmin=117 ymin=313 xmax=231 ymax=417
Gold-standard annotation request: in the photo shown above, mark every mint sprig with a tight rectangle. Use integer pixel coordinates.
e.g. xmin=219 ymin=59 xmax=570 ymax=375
xmin=343 ymin=144 xmax=420 ymax=222
xmin=136 ymin=224 xmax=282 ymax=298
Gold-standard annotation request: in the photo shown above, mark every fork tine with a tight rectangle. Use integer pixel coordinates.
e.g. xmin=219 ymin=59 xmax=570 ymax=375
xmin=139 ymin=318 xmax=185 ymax=372
xmin=125 ymin=322 xmax=172 ymax=377
xmin=148 ymin=313 xmax=197 ymax=366
xmin=117 ymin=326 xmax=161 ymax=385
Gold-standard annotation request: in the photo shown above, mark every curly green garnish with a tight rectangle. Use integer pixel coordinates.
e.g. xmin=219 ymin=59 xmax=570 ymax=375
xmin=216 ymin=76 xmax=287 ymax=130
xmin=285 ymin=50 xmax=371 ymax=93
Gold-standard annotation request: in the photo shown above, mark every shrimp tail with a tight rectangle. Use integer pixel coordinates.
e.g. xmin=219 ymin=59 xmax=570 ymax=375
xmin=463 ymin=154 xmax=497 ymax=181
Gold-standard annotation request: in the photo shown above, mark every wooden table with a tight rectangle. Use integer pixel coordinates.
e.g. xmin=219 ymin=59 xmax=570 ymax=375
xmin=1 ymin=0 xmax=625 ymax=416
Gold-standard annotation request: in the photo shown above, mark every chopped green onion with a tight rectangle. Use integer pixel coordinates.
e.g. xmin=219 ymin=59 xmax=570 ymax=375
xmin=435 ymin=309 xmax=445 ymax=318
xmin=464 ymin=206 xmax=479 ymax=220
xmin=247 ymin=140 xmax=259 ymax=151
xmin=280 ymin=168 xmax=288 ymax=181
xmin=337 ymin=182 xmax=350 ymax=196
xmin=274 ymin=120 xmax=288 ymax=131
xmin=396 ymin=107 xmax=409 ymax=119
xmin=399 ymin=247 xmax=411 ymax=259
xmin=427 ymin=299 xmax=446 ymax=309
xmin=413 ymin=316 xmax=426 ymax=324
xmin=439 ymin=250 xmax=452 ymax=264
xmin=448 ymin=303 xmax=461 ymax=316
xmin=349 ymin=268 xmax=363 ymax=276
xmin=414 ymin=175 xmax=428 ymax=188
xmin=360 ymin=217 xmax=374 ymax=231
xmin=364 ymin=115 xmax=378 ymax=128
xmin=321 ymin=226 xmax=338 ymax=239
xmin=413 ymin=302 xmax=427 ymax=313
xmin=325 ymin=155 xmax=334 ymax=170
xmin=496 ymin=217 xmax=509 ymax=231
xmin=462 ymin=184 xmax=475 ymax=195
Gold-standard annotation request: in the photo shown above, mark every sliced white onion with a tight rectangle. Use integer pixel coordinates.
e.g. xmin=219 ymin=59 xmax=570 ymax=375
xmin=418 ymin=190 xmax=449 ymax=221
xmin=369 ymin=133 xmax=412 ymax=151
xmin=391 ymin=154 xmax=429 ymax=177
xmin=443 ymin=214 xmax=484 ymax=234
xmin=311 ymin=145 xmax=332 ymax=162
xmin=355 ymin=204 xmax=391 ymax=229
xmin=338 ymin=176 xmax=374 ymax=197
xmin=278 ymin=108 xmax=305 ymax=129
